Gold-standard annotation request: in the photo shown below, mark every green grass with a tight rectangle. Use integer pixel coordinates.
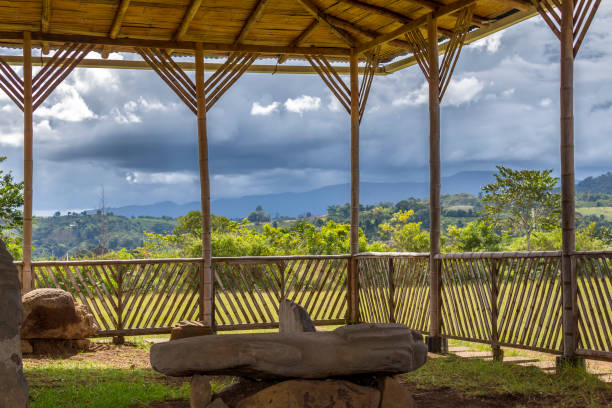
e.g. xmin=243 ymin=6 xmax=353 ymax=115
xmin=26 ymin=360 xmax=190 ymax=408
xmin=577 ymin=206 xmax=612 ymax=221
xmin=404 ymin=355 xmax=612 ymax=407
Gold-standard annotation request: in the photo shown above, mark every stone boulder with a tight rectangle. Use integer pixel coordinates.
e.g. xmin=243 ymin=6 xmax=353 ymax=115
xmin=279 ymin=299 xmax=315 ymax=333
xmin=0 ymin=240 xmax=29 ymax=407
xmin=170 ymin=320 xmax=214 ymax=341
xmin=235 ymin=379 xmax=381 ymax=408
xmin=21 ymin=288 xmax=98 ymax=340
xmin=151 ymin=323 xmax=427 ymax=379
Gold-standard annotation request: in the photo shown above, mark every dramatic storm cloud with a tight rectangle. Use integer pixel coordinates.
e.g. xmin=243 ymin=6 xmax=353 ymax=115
xmin=1 ymin=5 xmax=612 ymax=213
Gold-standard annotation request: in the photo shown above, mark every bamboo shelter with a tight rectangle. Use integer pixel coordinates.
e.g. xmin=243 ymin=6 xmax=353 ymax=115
xmin=0 ymin=0 xmax=608 ymax=367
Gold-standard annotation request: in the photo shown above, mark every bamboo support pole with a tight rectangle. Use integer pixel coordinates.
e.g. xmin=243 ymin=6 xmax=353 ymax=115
xmin=560 ymin=0 xmax=577 ymax=360
xmin=490 ymin=259 xmax=503 ymax=360
xmin=196 ymin=43 xmax=214 ymax=329
xmin=349 ymin=50 xmax=360 ymax=324
xmin=427 ymin=16 xmax=443 ymax=347
xmin=22 ymin=32 xmax=33 ymax=293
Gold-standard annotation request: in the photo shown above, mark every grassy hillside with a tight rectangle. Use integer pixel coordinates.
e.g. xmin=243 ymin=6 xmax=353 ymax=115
xmin=33 ymin=213 xmax=176 ymax=259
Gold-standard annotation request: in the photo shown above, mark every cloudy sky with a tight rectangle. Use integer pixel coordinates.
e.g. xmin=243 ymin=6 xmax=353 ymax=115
xmin=1 ymin=5 xmax=611 ymax=215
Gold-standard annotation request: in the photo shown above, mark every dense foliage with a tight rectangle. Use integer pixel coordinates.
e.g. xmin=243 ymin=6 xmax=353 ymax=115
xmin=0 ymin=156 xmax=24 ymax=258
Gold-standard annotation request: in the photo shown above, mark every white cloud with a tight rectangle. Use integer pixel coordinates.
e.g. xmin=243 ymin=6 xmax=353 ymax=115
xmin=111 ymin=97 xmax=169 ymax=123
xmin=250 ymin=101 xmax=279 ymax=116
xmin=284 ymin=95 xmax=321 ymax=114
xmin=502 ymin=88 xmax=515 ymax=97
xmin=0 ymin=132 xmax=22 ymax=147
xmin=327 ymin=94 xmax=343 ymax=112
xmin=392 ymin=82 xmax=429 ymax=106
xmin=540 ymin=97 xmax=553 ymax=107
xmin=35 ymin=84 xmax=96 ymax=121
xmin=85 ymin=51 xmax=125 ymax=61
xmin=443 ymin=77 xmax=485 ymax=107
xmin=125 ymin=171 xmax=197 ymax=184
xmin=469 ymin=31 xmax=504 ymax=53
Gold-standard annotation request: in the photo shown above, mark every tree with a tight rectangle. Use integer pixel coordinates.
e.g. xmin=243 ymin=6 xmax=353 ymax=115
xmin=481 ymin=166 xmax=560 ymax=250
xmin=444 ymin=221 xmax=501 ymax=252
xmin=379 ymin=210 xmax=429 ymax=252
xmin=0 ymin=157 xmax=24 ymax=235
xmin=247 ymin=205 xmax=270 ymax=223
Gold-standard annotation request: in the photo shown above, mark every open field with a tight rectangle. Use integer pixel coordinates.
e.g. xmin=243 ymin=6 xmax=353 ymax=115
xmin=577 ymin=206 xmax=612 ymax=221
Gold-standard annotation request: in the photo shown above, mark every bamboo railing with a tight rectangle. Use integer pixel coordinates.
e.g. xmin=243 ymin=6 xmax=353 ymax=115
xmin=13 ymin=250 xmax=611 ymax=361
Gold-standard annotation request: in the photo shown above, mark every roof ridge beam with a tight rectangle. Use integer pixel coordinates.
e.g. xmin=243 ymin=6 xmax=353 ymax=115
xmin=235 ymin=0 xmax=271 ymax=45
xmin=356 ymin=0 xmax=476 ymax=54
xmin=296 ymin=0 xmax=357 ymax=46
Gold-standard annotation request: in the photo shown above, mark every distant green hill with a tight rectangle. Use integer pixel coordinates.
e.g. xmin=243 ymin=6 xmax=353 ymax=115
xmin=33 ymin=213 xmax=176 ymax=259
xmin=577 ymin=172 xmax=612 ymax=193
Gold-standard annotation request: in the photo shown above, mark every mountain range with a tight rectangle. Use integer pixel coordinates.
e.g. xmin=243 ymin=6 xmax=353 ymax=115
xmin=103 ymin=171 xmax=495 ymax=219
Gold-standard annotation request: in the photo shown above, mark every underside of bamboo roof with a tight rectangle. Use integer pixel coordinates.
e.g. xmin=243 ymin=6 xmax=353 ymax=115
xmin=0 ymin=0 xmax=537 ymax=73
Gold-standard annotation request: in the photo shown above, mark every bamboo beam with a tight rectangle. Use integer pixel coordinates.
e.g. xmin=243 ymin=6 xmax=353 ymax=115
xmin=41 ymin=0 xmax=51 ymax=54
xmin=195 ymin=43 xmax=213 ymax=328
xmin=102 ymin=0 xmax=131 ymax=58
xmin=278 ymin=20 xmax=318 ymax=64
xmin=174 ymin=0 xmax=203 ymax=40
xmin=3 ymin=32 xmax=351 ymax=56
xmin=235 ymin=0 xmax=270 ymax=45
xmin=427 ymin=16 xmax=442 ymax=348
xmin=349 ymin=49 xmax=360 ymax=324
xmin=296 ymin=0 xmax=356 ymax=46
xmin=22 ymin=32 xmax=33 ymax=293
xmin=326 ymin=14 xmax=414 ymax=49
xmin=560 ymin=0 xmax=577 ymax=361
xmin=356 ymin=0 xmax=476 ymax=54
xmin=2 ymin=54 xmax=386 ymax=75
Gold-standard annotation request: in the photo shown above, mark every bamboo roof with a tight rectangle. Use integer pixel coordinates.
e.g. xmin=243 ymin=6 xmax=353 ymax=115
xmin=0 ymin=0 xmax=538 ymax=73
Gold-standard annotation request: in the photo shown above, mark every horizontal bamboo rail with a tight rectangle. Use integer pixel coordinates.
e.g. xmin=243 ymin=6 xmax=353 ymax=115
xmin=13 ymin=250 xmax=611 ymax=361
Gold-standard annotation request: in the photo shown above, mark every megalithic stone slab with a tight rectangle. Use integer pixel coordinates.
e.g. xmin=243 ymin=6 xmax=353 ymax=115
xmin=0 ymin=240 xmax=29 ymax=408
xmin=279 ymin=299 xmax=315 ymax=333
xmin=150 ymin=323 xmax=427 ymax=379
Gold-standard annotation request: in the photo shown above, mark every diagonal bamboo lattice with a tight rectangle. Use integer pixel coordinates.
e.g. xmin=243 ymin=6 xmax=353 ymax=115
xmin=137 ymin=48 xmax=258 ymax=114
xmin=404 ymin=6 xmax=474 ymax=102
xmin=531 ymin=0 xmax=601 ymax=56
xmin=22 ymin=251 xmax=610 ymax=360
xmin=576 ymin=252 xmax=611 ymax=355
xmin=214 ymin=256 xmax=348 ymax=329
xmin=439 ymin=253 xmax=563 ymax=353
xmin=0 ymin=42 xmax=93 ymax=112
xmin=306 ymin=51 xmax=379 ymax=123
xmin=358 ymin=254 xmax=430 ymax=333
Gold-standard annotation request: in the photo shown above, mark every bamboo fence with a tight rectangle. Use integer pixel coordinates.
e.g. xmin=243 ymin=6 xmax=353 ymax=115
xmin=14 ymin=250 xmax=611 ymax=360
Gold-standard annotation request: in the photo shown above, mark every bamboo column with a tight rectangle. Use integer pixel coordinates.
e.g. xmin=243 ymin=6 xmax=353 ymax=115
xmin=22 ymin=32 xmax=33 ymax=293
xmin=559 ymin=0 xmax=577 ymax=363
xmin=195 ymin=43 xmax=214 ymax=329
xmin=427 ymin=16 xmax=444 ymax=353
xmin=349 ymin=50 xmax=360 ymax=324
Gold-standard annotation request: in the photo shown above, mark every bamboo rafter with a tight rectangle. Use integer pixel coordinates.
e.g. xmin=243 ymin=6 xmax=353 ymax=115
xmin=0 ymin=54 xmax=24 ymax=110
xmin=531 ymin=0 xmax=601 ymax=56
xmin=306 ymin=50 xmax=379 ymax=122
xmin=0 ymin=42 xmax=92 ymax=111
xmin=405 ymin=6 xmax=474 ymax=101
xmin=32 ymin=42 xmax=94 ymax=110
xmin=138 ymin=48 xmax=259 ymax=113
